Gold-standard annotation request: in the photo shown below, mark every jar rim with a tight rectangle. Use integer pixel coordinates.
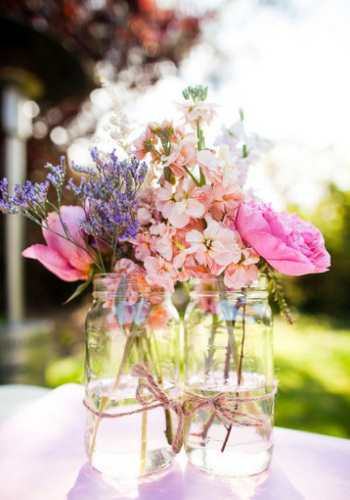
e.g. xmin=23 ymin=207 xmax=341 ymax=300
xmin=189 ymin=276 xmax=268 ymax=291
xmin=92 ymin=273 xmax=171 ymax=297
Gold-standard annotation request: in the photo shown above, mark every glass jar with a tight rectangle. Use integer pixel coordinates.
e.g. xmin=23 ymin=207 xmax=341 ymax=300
xmin=183 ymin=277 xmax=275 ymax=477
xmin=84 ymin=274 xmax=180 ymax=478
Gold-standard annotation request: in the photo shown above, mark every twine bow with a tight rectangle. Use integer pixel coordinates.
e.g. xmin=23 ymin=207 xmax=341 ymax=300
xmin=182 ymin=382 xmax=278 ymax=431
xmin=130 ymin=363 xmax=184 ymax=454
xmin=83 ymin=363 xmax=183 ymax=454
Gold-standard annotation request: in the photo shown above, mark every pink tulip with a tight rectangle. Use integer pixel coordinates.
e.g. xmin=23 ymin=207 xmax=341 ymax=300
xmin=236 ymin=200 xmax=331 ymax=276
xmin=22 ymin=206 xmax=94 ymax=281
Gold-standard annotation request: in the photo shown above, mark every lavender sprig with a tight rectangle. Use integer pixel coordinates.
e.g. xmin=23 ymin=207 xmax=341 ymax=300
xmin=68 ymin=148 xmax=147 ymax=269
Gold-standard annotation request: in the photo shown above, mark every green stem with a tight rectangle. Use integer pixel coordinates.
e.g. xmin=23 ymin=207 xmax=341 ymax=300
xmin=204 ymin=313 xmax=218 ymax=375
xmin=88 ymin=331 xmax=136 ymax=462
xmin=196 ymin=119 xmax=206 ymax=186
xmin=140 ymin=411 xmax=148 ymax=474
xmin=145 ymin=335 xmax=173 ymax=446
xmin=216 ymin=277 xmax=240 ymax=380
xmin=221 ymin=290 xmax=247 ymax=453
xmin=183 ymin=166 xmax=200 ymax=187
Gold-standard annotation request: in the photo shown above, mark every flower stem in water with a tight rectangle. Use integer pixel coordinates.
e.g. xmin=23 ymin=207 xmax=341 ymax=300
xmin=88 ymin=332 xmax=136 ymax=462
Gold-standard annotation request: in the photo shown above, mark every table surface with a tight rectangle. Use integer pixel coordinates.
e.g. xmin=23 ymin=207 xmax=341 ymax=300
xmin=0 ymin=384 xmax=349 ymax=500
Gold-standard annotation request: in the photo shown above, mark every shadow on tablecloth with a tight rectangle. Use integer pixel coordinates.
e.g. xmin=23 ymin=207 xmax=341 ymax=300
xmin=67 ymin=460 xmax=305 ymax=500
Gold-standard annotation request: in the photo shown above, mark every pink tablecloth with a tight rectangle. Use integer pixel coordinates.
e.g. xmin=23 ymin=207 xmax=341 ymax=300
xmin=0 ymin=384 xmax=349 ymax=500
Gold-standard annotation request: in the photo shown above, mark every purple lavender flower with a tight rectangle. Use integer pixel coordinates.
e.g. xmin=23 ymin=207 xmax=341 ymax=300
xmin=0 ymin=177 xmax=49 ymax=215
xmin=69 ymin=147 xmax=147 ymax=261
xmin=45 ymin=157 xmax=66 ymax=191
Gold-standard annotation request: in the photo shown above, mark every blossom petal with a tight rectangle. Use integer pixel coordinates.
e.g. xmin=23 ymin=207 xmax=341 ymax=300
xmin=22 ymin=244 xmax=88 ymax=282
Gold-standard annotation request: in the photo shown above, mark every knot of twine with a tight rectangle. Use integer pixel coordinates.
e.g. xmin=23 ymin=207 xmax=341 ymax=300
xmin=182 ymin=382 xmax=278 ymax=430
xmin=83 ymin=363 xmax=183 ymax=454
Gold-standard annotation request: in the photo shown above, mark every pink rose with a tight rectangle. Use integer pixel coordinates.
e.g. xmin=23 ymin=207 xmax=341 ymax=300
xmin=236 ymin=200 xmax=331 ymax=276
xmin=22 ymin=206 xmax=94 ymax=281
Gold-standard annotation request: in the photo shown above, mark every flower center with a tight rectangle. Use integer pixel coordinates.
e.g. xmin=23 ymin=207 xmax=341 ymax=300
xmin=204 ymin=238 xmax=213 ymax=250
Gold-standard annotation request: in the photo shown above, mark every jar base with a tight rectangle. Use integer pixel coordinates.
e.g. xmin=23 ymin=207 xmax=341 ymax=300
xmin=186 ymin=445 xmax=273 ymax=477
xmin=89 ymin=447 xmax=174 ymax=478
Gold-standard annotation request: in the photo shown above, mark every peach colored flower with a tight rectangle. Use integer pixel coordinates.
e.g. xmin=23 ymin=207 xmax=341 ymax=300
xmin=198 ymin=145 xmax=237 ymax=184
xmin=157 ymin=179 xmax=207 ymax=229
xmin=162 ymin=133 xmax=198 ymax=177
xmin=185 ymin=215 xmax=241 ymax=275
xmin=175 ymin=100 xmax=218 ymax=127
xmin=151 ymin=223 xmax=177 ymax=261
xmin=210 ymin=171 xmax=245 ymax=220
xmin=134 ymin=126 xmax=159 ymax=161
xmin=147 ymin=304 xmax=170 ymax=330
xmin=144 ymin=255 xmax=177 ymax=292
xmin=224 ymin=247 xmax=260 ymax=289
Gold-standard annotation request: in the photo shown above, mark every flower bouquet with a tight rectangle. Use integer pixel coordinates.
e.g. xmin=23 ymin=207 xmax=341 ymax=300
xmin=0 ymin=84 xmax=330 ymax=478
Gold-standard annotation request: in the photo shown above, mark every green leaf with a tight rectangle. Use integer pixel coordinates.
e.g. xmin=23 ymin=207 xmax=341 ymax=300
xmin=63 ymin=268 xmax=94 ymax=304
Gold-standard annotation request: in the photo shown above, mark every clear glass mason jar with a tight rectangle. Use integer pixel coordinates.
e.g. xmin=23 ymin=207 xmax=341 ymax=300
xmin=84 ymin=274 xmax=180 ymax=478
xmin=183 ymin=277 xmax=275 ymax=477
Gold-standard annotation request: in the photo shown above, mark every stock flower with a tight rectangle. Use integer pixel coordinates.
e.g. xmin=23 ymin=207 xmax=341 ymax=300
xmin=210 ymin=170 xmax=245 ymax=220
xmin=162 ymin=133 xmax=197 ymax=177
xmin=185 ymin=216 xmax=241 ymax=275
xmin=144 ymin=255 xmax=177 ymax=292
xmin=224 ymin=247 xmax=260 ymax=289
xmin=198 ymin=145 xmax=236 ymax=184
xmin=157 ymin=179 xmax=207 ymax=229
xmin=175 ymin=100 xmax=218 ymax=127
xmin=22 ymin=206 xmax=94 ymax=281
xmin=134 ymin=126 xmax=158 ymax=161
xmin=236 ymin=200 xmax=331 ymax=276
xmin=214 ymin=121 xmax=275 ymax=185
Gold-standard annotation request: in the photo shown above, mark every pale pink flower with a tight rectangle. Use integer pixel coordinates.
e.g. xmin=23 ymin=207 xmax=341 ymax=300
xmin=22 ymin=206 xmax=94 ymax=282
xmin=157 ymin=179 xmax=207 ymax=229
xmin=198 ymin=145 xmax=237 ymax=184
xmin=185 ymin=215 xmax=241 ymax=275
xmin=162 ymin=133 xmax=198 ymax=177
xmin=175 ymin=100 xmax=218 ymax=127
xmin=224 ymin=247 xmax=260 ymax=289
xmin=210 ymin=171 xmax=245 ymax=220
xmin=150 ymin=223 xmax=177 ymax=261
xmin=175 ymin=255 xmax=211 ymax=282
xmin=134 ymin=232 xmax=153 ymax=261
xmin=113 ymin=259 xmax=147 ymax=304
xmin=133 ymin=126 xmax=158 ymax=161
xmin=144 ymin=255 xmax=177 ymax=292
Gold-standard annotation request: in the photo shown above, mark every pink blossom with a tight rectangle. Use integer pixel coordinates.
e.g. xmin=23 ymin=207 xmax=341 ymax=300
xmin=157 ymin=179 xmax=207 ymax=229
xmin=162 ymin=133 xmax=197 ymax=177
xmin=134 ymin=126 xmax=158 ymax=161
xmin=185 ymin=215 xmax=241 ymax=275
xmin=144 ymin=255 xmax=177 ymax=292
xmin=22 ymin=206 xmax=94 ymax=282
xmin=198 ymin=145 xmax=237 ymax=184
xmin=210 ymin=171 xmax=245 ymax=220
xmin=175 ymin=100 xmax=218 ymax=127
xmin=224 ymin=248 xmax=260 ymax=289
xmin=236 ymin=200 xmax=331 ymax=276
xmin=175 ymin=255 xmax=211 ymax=282
xmin=151 ymin=223 xmax=177 ymax=261
xmin=114 ymin=259 xmax=147 ymax=304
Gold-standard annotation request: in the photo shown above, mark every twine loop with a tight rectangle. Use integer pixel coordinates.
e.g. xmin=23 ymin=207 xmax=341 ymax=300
xmin=182 ymin=382 xmax=278 ymax=429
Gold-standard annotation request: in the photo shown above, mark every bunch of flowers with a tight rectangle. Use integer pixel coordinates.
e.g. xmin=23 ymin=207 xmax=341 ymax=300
xmin=130 ymin=85 xmax=330 ymax=319
xmin=0 ymin=84 xmax=330 ymax=314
